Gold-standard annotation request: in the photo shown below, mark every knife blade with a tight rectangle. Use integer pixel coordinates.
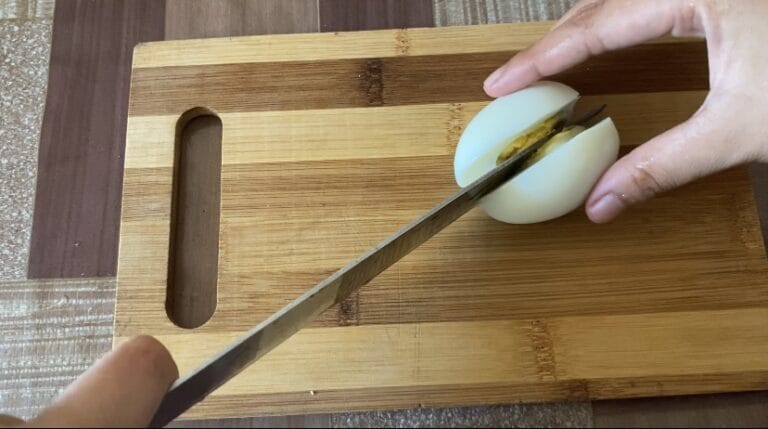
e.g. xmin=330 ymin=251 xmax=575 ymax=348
xmin=149 ymin=104 xmax=606 ymax=427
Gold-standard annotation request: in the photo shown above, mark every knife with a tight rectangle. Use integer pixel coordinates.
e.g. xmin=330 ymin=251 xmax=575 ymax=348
xmin=149 ymin=104 xmax=606 ymax=427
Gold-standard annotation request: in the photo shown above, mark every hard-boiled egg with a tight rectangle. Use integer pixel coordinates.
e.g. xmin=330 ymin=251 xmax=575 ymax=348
xmin=453 ymin=81 xmax=620 ymax=224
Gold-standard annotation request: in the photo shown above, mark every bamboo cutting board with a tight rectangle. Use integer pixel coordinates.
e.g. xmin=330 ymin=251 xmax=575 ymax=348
xmin=116 ymin=22 xmax=768 ymax=420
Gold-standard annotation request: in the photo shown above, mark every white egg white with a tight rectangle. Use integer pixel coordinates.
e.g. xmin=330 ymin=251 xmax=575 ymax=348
xmin=454 ymin=81 xmax=579 ymax=184
xmin=453 ymin=81 xmax=620 ymax=224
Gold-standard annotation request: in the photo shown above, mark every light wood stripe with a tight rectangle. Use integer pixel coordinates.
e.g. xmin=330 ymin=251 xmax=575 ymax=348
xmin=117 ymin=166 xmax=767 ymax=335
xmin=174 ymin=371 xmax=768 ymax=420
xmin=132 ymin=23 xmax=551 ymax=68
xmin=115 ymin=308 xmax=768 ymax=418
xmin=125 ymin=91 xmax=707 ymax=169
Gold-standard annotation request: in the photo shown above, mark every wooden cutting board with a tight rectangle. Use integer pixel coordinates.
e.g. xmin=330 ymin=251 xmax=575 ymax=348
xmin=116 ymin=22 xmax=768 ymax=420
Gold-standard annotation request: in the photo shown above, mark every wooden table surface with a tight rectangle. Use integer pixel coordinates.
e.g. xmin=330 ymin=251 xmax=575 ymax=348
xmin=24 ymin=0 xmax=768 ymax=427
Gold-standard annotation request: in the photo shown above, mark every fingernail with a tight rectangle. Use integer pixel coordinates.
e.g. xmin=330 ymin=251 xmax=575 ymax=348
xmin=587 ymin=193 xmax=625 ymax=223
xmin=484 ymin=65 xmax=506 ymax=90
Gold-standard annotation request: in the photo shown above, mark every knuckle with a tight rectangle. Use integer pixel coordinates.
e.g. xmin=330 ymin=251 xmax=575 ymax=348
xmin=672 ymin=0 xmax=710 ymax=37
xmin=625 ymin=163 xmax=665 ymax=203
xmin=562 ymin=0 xmax=606 ymax=30
xmin=558 ymin=0 xmax=608 ymax=56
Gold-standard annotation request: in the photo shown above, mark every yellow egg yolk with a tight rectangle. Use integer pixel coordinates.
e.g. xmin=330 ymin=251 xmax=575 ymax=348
xmin=495 ymin=114 xmax=584 ymax=168
xmin=496 ymin=115 xmax=561 ymax=165
xmin=524 ymin=125 xmax=585 ymax=166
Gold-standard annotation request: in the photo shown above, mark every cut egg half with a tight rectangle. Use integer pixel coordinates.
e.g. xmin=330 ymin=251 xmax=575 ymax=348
xmin=453 ymin=81 xmax=620 ymax=224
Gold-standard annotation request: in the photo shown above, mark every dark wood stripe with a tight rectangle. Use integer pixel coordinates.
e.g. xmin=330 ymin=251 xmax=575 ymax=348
xmin=593 ymin=391 xmax=768 ymax=427
xmin=592 ymin=372 xmax=768 ymax=428
xmin=318 ymin=0 xmax=434 ymax=32
xmin=129 ymin=42 xmax=708 ymax=117
xmin=28 ymin=0 xmax=166 ymax=278
xmin=748 ymin=162 xmax=768 ymax=253
xmin=165 ymin=0 xmax=319 ymax=39
xmin=169 ymin=414 xmax=331 ymax=428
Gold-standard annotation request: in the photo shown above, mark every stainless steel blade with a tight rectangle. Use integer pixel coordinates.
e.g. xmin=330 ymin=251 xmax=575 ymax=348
xmin=149 ymin=104 xmax=606 ymax=427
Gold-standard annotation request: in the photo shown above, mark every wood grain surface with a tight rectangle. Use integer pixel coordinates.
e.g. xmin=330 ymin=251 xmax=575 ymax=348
xmin=28 ymin=0 xmax=166 ymax=278
xmin=165 ymin=0 xmax=319 ymax=40
xmin=593 ymin=391 xmax=768 ymax=428
xmin=116 ymin=23 xmax=768 ymax=420
xmin=319 ymin=0 xmax=433 ymax=31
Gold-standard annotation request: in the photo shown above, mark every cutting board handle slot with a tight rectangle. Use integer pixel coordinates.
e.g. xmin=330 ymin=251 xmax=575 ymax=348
xmin=166 ymin=107 xmax=222 ymax=329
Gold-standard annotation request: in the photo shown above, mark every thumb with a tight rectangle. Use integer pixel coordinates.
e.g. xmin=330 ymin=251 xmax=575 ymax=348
xmin=585 ymin=103 xmax=747 ymax=223
xmin=28 ymin=336 xmax=178 ymax=428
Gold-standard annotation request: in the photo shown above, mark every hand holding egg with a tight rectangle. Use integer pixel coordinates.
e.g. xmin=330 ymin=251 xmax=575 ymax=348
xmin=483 ymin=0 xmax=768 ymax=223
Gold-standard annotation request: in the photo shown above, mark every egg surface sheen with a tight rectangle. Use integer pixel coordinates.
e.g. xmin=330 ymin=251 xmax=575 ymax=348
xmin=454 ymin=81 xmax=620 ymax=224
